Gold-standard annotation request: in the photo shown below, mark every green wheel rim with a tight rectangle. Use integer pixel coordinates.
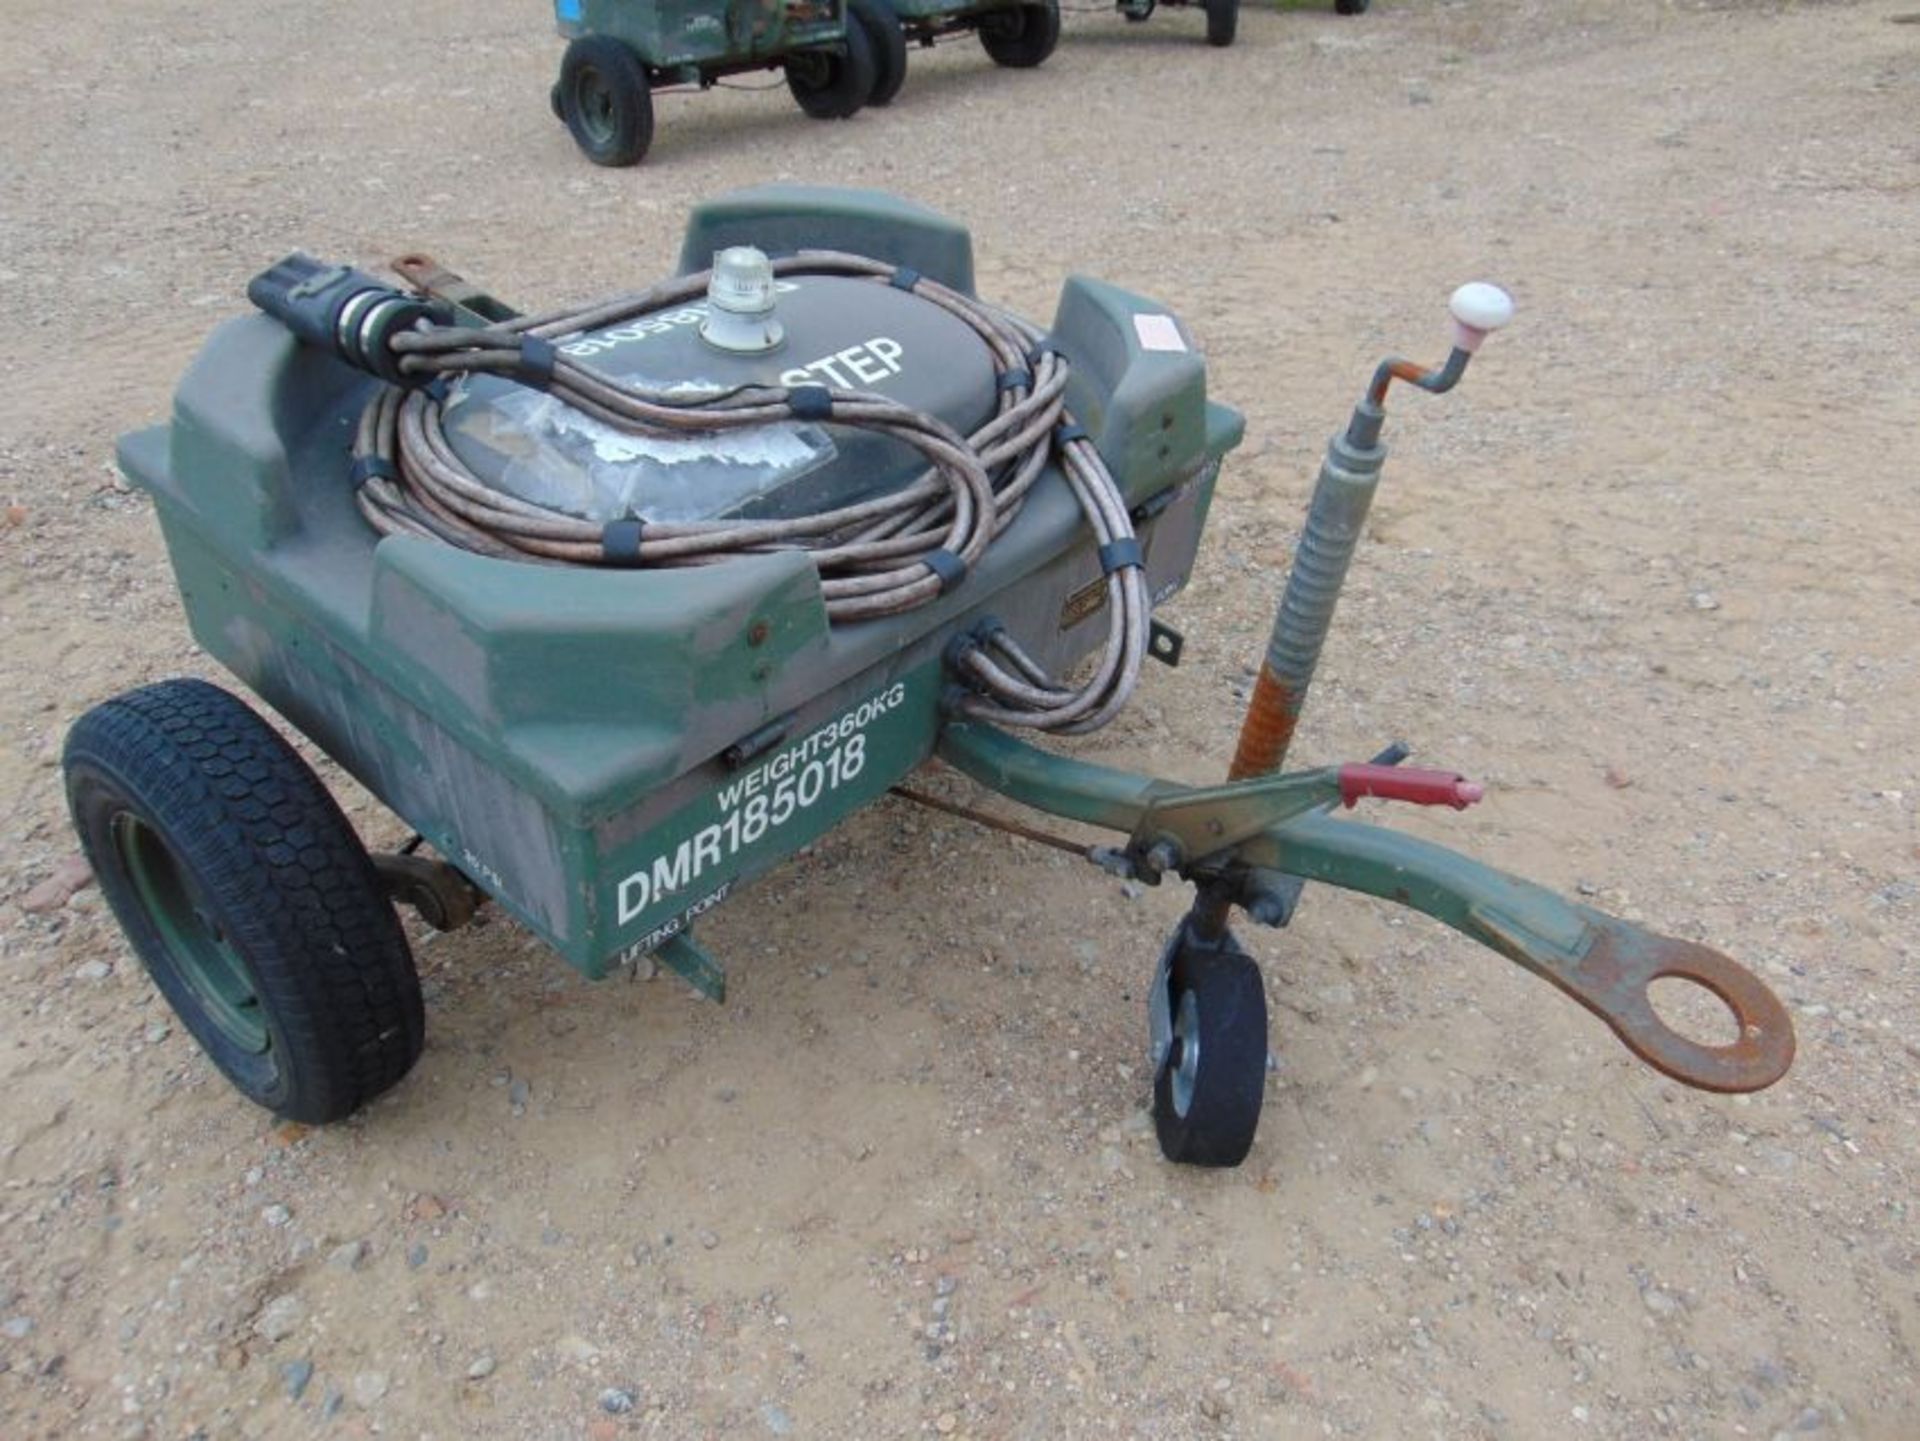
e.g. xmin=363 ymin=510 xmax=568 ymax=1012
xmin=112 ymin=812 xmax=270 ymax=1055
xmin=575 ymin=66 xmax=618 ymax=146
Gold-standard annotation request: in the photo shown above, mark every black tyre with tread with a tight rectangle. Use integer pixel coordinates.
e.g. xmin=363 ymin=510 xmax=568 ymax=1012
xmin=557 ymin=35 xmax=656 ymax=166
xmin=851 ymin=0 xmax=910 ymax=106
xmin=64 ymin=679 xmax=424 ymax=1124
xmin=787 ymin=23 xmax=877 ymax=119
xmin=979 ymin=0 xmax=1061 ymax=68
xmin=1152 ymin=938 xmax=1268 ymax=1167
xmin=1205 ymin=0 xmax=1238 ymax=46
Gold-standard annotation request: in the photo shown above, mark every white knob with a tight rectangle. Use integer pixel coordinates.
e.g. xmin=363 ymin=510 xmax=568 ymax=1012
xmin=1447 ymin=282 xmax=1514 ymax=354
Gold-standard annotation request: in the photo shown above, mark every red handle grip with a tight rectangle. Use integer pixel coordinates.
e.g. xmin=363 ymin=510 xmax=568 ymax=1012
xmin=1338 ymin=764 xmax=1485 ymax=810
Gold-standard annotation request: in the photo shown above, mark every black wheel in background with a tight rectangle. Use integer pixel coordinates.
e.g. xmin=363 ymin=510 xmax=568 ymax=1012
xmin=851 ymin=0 xmax=910 ymax=106
xmin=1205 ymin=0 xmax=1238 ymax=46
xmin=787 ymin=21 xmax=877 ymax=119
xmin=63 ymin=679 xmax=424 ymax=1124
xmin=558 ymin=35 xmax=655 ymax=166
xmin=1152 ymin=941 xmax=1269 ymax=1167
xmin=979 ymin=0 xmax=1061 ymax=68
xmin=1335 ymin=0 xmax=1370 ymax=13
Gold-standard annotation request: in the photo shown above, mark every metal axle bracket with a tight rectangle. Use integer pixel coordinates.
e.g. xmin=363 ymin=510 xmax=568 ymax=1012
xmin=374 ymin=851 xmax=484 ymax=932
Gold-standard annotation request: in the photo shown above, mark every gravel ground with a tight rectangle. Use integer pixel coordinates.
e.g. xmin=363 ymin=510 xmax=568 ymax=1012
xmin=2 ymin=1 xmax=1917 ymax=1438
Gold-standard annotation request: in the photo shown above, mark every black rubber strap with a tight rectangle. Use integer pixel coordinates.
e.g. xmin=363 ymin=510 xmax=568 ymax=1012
xmin=515 ymin=335 xmax=559 ymax=389
xmin=889 ymin=266 xmax=922 ymax=292
xmin=789 ymin=384 xmax=833 ymax=421
xmin=923 ymin=547 xmax=968 ymax=594
xmin=1029 ymin=337 xmax=1066 ymax=365
xmin=601 ymin=518 xmax=645 ymax=566
xmin=997 ymin=368 xmax=1032 ymax=394
xmin=424 ymin=376 xmax=453 ymax=404
xmin=1098 ymin=538 xmax=1145 ymax=575
xmin=349 ymin=454 xmax=398 ymax=487
xmin=1055 ymin=420 xmax=1089 ymax=445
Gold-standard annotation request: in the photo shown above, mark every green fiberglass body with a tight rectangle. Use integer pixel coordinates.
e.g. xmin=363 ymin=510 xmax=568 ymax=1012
xmin=71 ymin=187 xmax=1792 ymax=1165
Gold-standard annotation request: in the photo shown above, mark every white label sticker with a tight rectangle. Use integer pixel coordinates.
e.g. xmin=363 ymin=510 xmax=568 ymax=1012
xmin=1132 ymin=314 xmax=1188 ymax=353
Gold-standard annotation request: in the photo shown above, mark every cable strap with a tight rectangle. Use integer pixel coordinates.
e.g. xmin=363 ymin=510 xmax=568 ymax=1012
xmin=923 ymin=548 xmax=968 ymax=594
xmin=350 ymin=454 xmax=398 ymax=486
xmin=601 ymin=518 xmax=645 ymax=566
xmin=788 ymin=384 xmax=833 ymax=421
xmin=515 ymin=336 xmax=559 ymax=389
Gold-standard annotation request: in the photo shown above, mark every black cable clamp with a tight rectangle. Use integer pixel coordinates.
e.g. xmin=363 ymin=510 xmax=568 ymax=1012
xmin=1029 ymin=337 xmax=1067 ymax=367
xmin=941 ymin=616 xmax=1001 ymax=677
xmin=1055 ymin=419 xmax=1089 ymax=446
xmin=1098 ymin=538 xmax=1145 ymax=575
xmin=889 ymin=266 xmax=922 ymax=292
xmin=514 ymin=335 xmax=559 ymax=390
xmin=601 ymin=517 xmax=646 ymax=566
xmin=788 ymin=384 xmax=834 ymax=422
xmin=923 ymin=547 xmax=968 ymax=594
xmin=349 ymin=454 xmax=399 ymax=487
xmin=996 ymin=368 xmax=1033 ymax=394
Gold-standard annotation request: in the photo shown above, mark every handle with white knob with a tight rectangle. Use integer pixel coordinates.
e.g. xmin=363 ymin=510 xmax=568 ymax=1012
xmin=1231 ymin=281 xmax=1519 ymax=779
xmin=1447 ymin=281 xmax=1515 ymax=354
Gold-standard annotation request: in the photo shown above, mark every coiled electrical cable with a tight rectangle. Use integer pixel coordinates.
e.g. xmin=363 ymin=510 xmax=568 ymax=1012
xmin=351 ymin=250 xmax=1149 ymax=734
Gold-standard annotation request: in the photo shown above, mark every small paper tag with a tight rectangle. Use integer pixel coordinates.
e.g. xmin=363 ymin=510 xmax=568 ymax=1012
xmin=1132 ymin=314 xmax=1187 ymax=353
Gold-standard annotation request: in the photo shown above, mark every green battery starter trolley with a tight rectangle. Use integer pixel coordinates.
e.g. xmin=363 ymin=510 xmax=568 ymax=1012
xmin=551 ymin=0 xmax=878 ymax=165
xmin=66 ymin=187 xmax=1792 ymax=1168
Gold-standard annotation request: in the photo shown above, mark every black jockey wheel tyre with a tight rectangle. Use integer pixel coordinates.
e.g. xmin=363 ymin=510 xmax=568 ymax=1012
xmin=979 ymin=1 xmax=1061 ymax=68
xmin=63 ymin=679 xmax=424 ymax=1125
xmin=558 ymin=35 xmax=655 ymax=166
xmin=1152 ymin=942 xmax=1268 ymax=1167
xmin=851 ymin=0 xmax=909 ymax=106
xmin=1205 ymin=0 xmax=1238 ymax=46
xmin=787 ymin=23 xmax=877 ymax=119
xmin=1335 ymin=0 xmax=1370 ymax=13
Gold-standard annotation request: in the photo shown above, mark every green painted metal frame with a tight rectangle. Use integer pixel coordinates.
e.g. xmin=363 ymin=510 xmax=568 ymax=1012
xmin=936 ymin=721 xmax=1795 ymax=1093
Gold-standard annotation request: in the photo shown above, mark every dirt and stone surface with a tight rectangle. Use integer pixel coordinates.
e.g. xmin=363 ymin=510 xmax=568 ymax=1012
xmin=2 ymin=0 xmax=1917 ymax=1436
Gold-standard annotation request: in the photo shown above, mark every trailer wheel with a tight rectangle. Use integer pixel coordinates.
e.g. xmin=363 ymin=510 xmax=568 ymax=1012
xmin=558 ymin=35 xmax=655 ymax=166
xmin=851 ymin=0 xmax=909 ymax=106
xmin=1152 ymin=942 xmax=1267 ymax=1166
xmin=63 ymin=679 xmax=424 ymax=1124
xmin=979 ymin=1 xmax=1060 ymax=69
xmin=1335 ymin=0 xmax=1370 ymax=13
xmin=1205 ymin=0 xmax=1238 ymax=46
xmin=787 ymin=22 xmax=877 ymax=119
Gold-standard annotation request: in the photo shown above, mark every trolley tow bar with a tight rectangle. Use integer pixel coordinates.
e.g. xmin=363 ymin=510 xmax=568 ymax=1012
xmin=935 ymin=280 xmax=1792 ymax=1166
